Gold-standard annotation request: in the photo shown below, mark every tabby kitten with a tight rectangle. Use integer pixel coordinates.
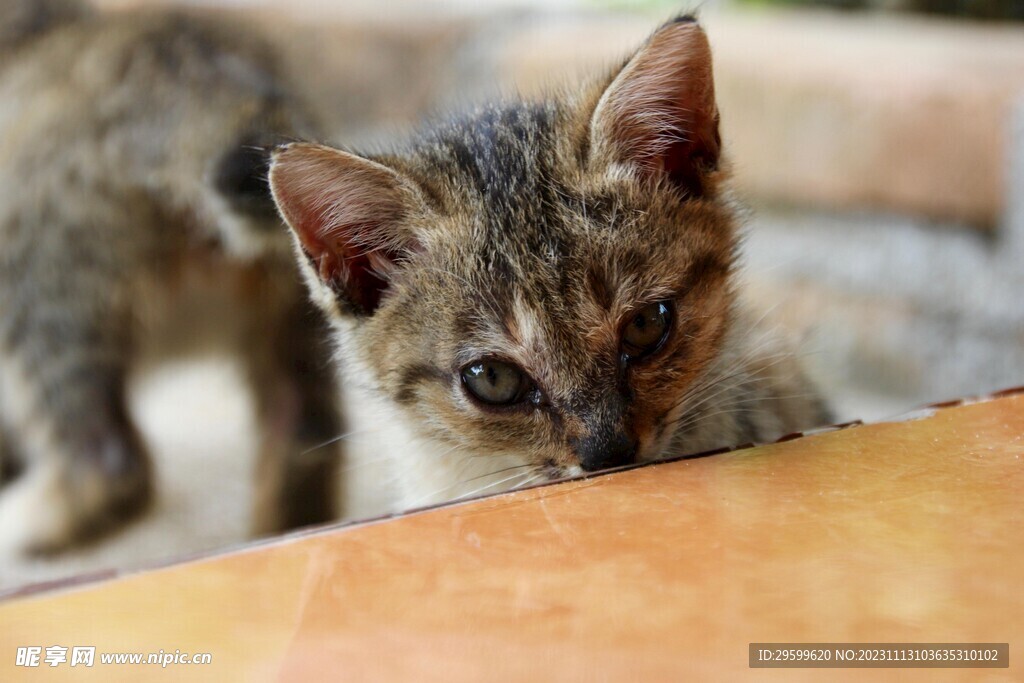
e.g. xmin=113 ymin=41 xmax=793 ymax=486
xmin=0 ymin=0 xmax=339 ymax=554
xmin=270 ymin=17 xmax=830 ymax=520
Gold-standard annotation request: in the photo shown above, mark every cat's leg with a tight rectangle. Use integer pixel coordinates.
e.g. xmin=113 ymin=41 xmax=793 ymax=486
xmin=0 ymin=274 xmax=150 ymax=555
xmin=0 ymin=425 xmax=22 ymax=487
xmin=739 ymin=351 xmax=834 ymax=439
xmin=668 ymin=324 xmax=834 ymax=457
xmin=243 ymin=295 xmax=341 ymax=535
xmin=693 ymin=343 xmax=833 ymax=450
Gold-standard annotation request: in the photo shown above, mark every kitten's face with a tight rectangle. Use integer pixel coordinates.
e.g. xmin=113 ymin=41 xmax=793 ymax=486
xmin=360 ymin=146 xmax=735 ymax=477
xmin=271 ymin=19 xmax=735 ymax=484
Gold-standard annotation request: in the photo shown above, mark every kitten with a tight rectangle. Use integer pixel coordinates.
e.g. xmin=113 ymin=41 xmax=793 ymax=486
xmin=0 ymin=0 xmax=340 ymax=554
xmin=270 ymin=17 xmax=831 ymax=520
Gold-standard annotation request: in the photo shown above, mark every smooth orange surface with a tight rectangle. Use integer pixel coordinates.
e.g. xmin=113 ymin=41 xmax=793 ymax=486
xmin=1 ymin=395 xmax=1022 ymax=681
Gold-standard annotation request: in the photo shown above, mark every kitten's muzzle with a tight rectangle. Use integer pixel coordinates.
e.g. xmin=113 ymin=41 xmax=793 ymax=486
xmin=573 ymin=430 xmax=638 ymax=472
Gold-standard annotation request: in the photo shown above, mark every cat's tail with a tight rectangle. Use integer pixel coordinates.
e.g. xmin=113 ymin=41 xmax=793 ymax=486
xmin=0 ymin=0 xmax=90 ymax=53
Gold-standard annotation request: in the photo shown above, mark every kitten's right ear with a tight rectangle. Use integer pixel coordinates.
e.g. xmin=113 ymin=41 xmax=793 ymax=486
xmin=269 ymin=143 xmax=423 ymax=316
xmin=588 ymin=17 xmax=720 ymax=198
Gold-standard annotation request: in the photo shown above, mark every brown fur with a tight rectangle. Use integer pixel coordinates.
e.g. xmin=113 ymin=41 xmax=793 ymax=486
xmin=271 ymin=17 xmax=832 ymax=517
xmin=0 ymin=0 xmax=340 ymax=554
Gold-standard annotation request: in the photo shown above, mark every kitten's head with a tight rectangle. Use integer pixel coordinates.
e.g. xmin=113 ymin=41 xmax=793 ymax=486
xmin=270 ymin=19 xmax=736 ymax=481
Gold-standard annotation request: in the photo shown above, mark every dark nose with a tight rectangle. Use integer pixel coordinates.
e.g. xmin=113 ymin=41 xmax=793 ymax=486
xmin=575 ymin=430 xmax=638 ymax=472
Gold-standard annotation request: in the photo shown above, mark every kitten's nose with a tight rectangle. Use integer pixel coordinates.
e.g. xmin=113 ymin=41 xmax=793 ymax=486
xmin=575 ymin=430 xmax=638 ymax=472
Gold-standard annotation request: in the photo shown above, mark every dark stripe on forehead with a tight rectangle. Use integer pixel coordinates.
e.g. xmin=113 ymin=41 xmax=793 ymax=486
xmin=445 ymin=136 xmax=486 ymax=195
xmin=431 ymin=103 xmax=557 ymax=222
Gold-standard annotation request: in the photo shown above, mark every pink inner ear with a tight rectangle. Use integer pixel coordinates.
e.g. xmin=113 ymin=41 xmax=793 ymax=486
xmin=270 ymin=145 xmax=411 ymax=315
xmin=308 ymin=238 xmax=395 ymax=315
xmin=594 ymin=22 xmax=720 ymax=196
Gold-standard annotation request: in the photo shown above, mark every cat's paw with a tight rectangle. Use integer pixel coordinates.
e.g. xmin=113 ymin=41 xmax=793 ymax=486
xmin=0 ymin=463 xmax=78 ymax=557
xmin=0 ymin=450 xmax=151 ymax=557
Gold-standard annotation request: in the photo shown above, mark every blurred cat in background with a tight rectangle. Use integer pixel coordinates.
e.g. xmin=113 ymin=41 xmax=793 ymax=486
xmin=0 ymin=0 xmax=339 ymax=554
xmin=270 ymin=17 xmax=832 ymax=520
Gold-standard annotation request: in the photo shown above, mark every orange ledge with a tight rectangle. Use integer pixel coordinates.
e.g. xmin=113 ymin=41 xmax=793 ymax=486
xmin=1 ymin=393 xmax=1022 ymax=681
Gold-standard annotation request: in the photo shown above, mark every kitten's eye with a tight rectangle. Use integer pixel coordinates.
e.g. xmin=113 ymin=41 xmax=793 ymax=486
xmin=461 ymin=360 xmax=529 ymax=406
xmin=622 ymin=301 xmax=673 ymax=360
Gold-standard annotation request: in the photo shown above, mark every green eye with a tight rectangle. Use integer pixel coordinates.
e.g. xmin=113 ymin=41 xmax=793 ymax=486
xmin=461 ymin=360 xmax=530 ymax=406
xmin=622 ymin=301 xmax=672 ymax=359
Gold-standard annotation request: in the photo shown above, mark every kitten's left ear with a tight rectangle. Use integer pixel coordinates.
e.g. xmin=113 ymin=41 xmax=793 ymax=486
xmin=269 ymin=143 xmax=426 ymax=316
xmin=589 ymin=17 xmax=720 ymax=198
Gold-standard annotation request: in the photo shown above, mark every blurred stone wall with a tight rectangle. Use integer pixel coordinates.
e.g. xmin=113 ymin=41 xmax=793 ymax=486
xmin=753 ymin=0 xmax=1024 ymax=21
